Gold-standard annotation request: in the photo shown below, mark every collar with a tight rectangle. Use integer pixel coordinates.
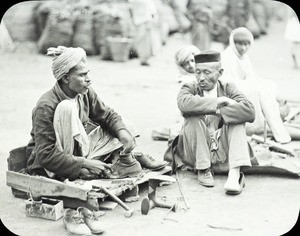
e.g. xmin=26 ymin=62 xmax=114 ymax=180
xmin=53 ymin=82 xmax=83 ymax=101
xmin=203 ymin=84 xmax=218 ymax=98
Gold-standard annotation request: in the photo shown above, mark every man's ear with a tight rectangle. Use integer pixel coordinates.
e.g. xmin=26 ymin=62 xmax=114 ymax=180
xmin=218 ymin=68 xmax=224 ymax=76
xmin=61 ymin=75 xmax=69 ymax=84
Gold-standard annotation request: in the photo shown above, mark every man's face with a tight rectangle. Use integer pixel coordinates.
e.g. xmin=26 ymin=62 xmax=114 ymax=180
xmin=182 ymin=54 xmax=196 ymax=73
xmin=195 ymin=62 xmax=222 ymax=91
xmin=67 ymin=60 xmax=91 ymax=95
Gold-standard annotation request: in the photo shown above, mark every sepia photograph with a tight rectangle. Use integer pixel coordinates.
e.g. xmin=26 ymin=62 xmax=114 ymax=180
xmin=0 ymin=0 xmax=299 ymax=235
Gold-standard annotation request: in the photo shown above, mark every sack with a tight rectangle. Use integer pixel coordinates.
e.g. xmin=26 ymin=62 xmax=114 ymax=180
xmin=3 ymin=1 xmax=39 ymax=42
xmin=37 ymin=8 xmax=75 ymax=54
xmin=93 ymin=3 xmax=134 ymax=59
xmin=72 ymin=8 xmax=96 ymax=55
xmin=93 ymin=4 xmax=112 ymax=51
xmin=34 ymin=1 xmax=60 ymax=38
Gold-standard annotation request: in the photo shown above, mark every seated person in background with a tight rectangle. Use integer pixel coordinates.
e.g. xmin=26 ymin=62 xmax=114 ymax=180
xmin=151 ymin=45 xmax=200 ymax=140
xmin=175 ymin=45 xmax=201 ymax=86
xmin=221 ymin=27 xmax=291 ymax=143
xmin=176 ymin=50 xmax=255 ymax=194
xmin=26 ymin=46 xmax=166 ymax=181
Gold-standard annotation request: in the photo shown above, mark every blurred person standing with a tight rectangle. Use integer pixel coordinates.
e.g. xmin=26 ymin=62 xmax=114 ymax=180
xmin=129 ymin=0 xmax=162 ymax=66
xmin=225 ymin=0 xmax=251 ymax=29
xmin=187 ymin=0 xmax=214 ymax=50
xmin=284 ymin=9 xmax=300 ymax=69
xmin=252 ymin=0 xmax=269 ymax=35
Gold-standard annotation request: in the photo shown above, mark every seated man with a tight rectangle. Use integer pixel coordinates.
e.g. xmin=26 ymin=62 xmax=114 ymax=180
xmin=176 ymin=50 xmax=255 ymax=194
xmin=26 ymin=46 xmax=166 ymax=181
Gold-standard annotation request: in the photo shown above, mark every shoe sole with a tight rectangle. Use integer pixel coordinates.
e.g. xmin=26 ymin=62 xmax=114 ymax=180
xmin=198 ymin=180 xmax=214 ymax=187
xmin=118 ymin=171 xmax=143 ymax=179
xmin=145 ymin=163 xmax=168 ymax=171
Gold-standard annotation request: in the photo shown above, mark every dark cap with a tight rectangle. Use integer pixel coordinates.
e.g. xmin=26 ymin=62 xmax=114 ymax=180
xmin=194 ymin=50 xmax=221 ymax=63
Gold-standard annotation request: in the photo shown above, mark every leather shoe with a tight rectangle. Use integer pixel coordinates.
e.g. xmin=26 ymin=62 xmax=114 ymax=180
xmin=197 ymin=168 xmax=214 ymax=187
xmin=63 ymin=208 xmax=91 ymax=235
xmin=78 ymin=207 xmax=104 ymax=234
xmin=133 ymin=152 xmax=168 ymax=170
xmin=110 ymin=152 xmax=142 ymax=178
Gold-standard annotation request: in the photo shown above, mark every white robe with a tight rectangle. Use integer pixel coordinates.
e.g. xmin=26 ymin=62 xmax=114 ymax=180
xmin=220 ymin=28 xmax=291 ymax=143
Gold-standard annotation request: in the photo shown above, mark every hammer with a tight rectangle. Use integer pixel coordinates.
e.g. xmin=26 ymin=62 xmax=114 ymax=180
xmin=141 ymin=175 xmax=177 ymax=215
xmin=101 ymin=186 xmax=134 ymax=218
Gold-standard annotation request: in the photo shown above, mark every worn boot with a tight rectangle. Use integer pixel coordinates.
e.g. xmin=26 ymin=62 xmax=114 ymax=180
xmin=63 ymin=208 xmax=91 ymax=235
xmin=133 ymin=152 xmax=168 ymax=170
xmin=78 ymin=207 xmax=104 ymax=235
xmin=110 ymin=152 xmax=142 ymax=178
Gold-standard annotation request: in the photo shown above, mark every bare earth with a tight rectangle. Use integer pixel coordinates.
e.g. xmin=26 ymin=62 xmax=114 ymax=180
xmin=0 ymin=19 xmax=300 ymax=236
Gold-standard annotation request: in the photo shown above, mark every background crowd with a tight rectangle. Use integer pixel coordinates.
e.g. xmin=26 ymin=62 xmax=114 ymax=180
xmin=0 ymin=0 xmax=290 ymax=64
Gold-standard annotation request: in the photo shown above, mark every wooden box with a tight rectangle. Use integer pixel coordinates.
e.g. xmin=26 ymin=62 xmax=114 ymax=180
xmin=25 ymin=197 xmax=64 ymax=221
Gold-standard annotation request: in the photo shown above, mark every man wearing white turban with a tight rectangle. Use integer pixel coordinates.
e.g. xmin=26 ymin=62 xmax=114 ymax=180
xmin=26 ymin=46 xmax=166 ymax=181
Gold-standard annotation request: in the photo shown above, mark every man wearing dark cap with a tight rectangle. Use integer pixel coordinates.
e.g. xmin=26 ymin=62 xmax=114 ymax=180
xmin=176 ymin=50 xmax=255 ymax=194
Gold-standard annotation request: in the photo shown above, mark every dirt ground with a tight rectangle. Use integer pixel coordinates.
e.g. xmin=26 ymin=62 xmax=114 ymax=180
xmin=1 ymin=13 xmax=300 ymax=236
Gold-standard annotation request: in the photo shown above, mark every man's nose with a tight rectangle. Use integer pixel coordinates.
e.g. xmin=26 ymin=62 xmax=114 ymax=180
xmin=85 ymin=75 xmax=91 ymax=82
xmin=199 ymin=73 xmax=205 ymax=81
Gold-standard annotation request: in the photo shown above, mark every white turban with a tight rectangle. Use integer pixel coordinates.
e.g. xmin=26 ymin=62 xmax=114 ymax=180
xmin=175 ymin=45 xmax=201 ymax=75
xmin=47 ymin=46 xmax=87 ymax=81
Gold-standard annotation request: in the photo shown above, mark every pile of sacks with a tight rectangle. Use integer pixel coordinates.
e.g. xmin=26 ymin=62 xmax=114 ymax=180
xmin=35 ymin=0 xmax=135 ymax=57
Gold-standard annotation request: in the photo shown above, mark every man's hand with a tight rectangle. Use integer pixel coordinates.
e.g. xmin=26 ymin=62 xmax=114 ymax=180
xmin=117 ymin=129 xmax=136 ymax=154
xmin=217 ymin=96 xmax=236 ymax=108
xmin=82 ymin=159 xmax=112 ymax=175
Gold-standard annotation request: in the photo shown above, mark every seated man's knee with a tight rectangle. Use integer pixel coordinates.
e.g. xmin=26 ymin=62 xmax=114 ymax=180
xmin=226 ymin=123 xmax=247 ymax=135
xmin=183 ymin=116 xmax=206 ymax=131
xmin=55 ymin=100 xmax=76 ymax=116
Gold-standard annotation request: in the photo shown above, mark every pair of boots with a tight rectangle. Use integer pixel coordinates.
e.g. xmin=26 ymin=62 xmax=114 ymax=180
xmin=106 ymin=152 xmax=168 ymax=179
xmin=63 ymin=207 xmax=105 ymax=235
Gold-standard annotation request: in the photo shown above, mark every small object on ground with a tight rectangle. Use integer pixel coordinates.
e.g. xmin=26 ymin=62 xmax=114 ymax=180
xmin=151 ymin=129 xmax=170 ymax=141
xmin=78 ymin=207 xmax=104 ymax=235
xmin=98 ymin=200 xmax=118 ymax=210
xmin=141 ymin=61 xmax=150 ymax=66
xmin=207 ymin=223 xmax=243 ymax=231
xmin=124 ymin=195 xmax=140 ymax=203
xmin=141 ymin=176 xmax=177 ymax=215
xmin=133 ymin=152 xmax=168 ymax=171
xmin=251 ymin=134 xmax=296 ymax=156
xmin=225 ymin=172 xmax=245 ymax=195
xmin=63 ymin=208 xmax=91 ymax=235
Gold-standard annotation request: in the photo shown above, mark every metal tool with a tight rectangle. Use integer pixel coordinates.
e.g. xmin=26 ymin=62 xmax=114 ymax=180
xmin=175 ymin=171 xmax=190 ymax=210
xmin=101 ymin=186 xmax=134 ymax=218
xmin=141 ymin=175 xmax=177 ymax=215
xmin=162 ymin=203 xmax=178 ymax=222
